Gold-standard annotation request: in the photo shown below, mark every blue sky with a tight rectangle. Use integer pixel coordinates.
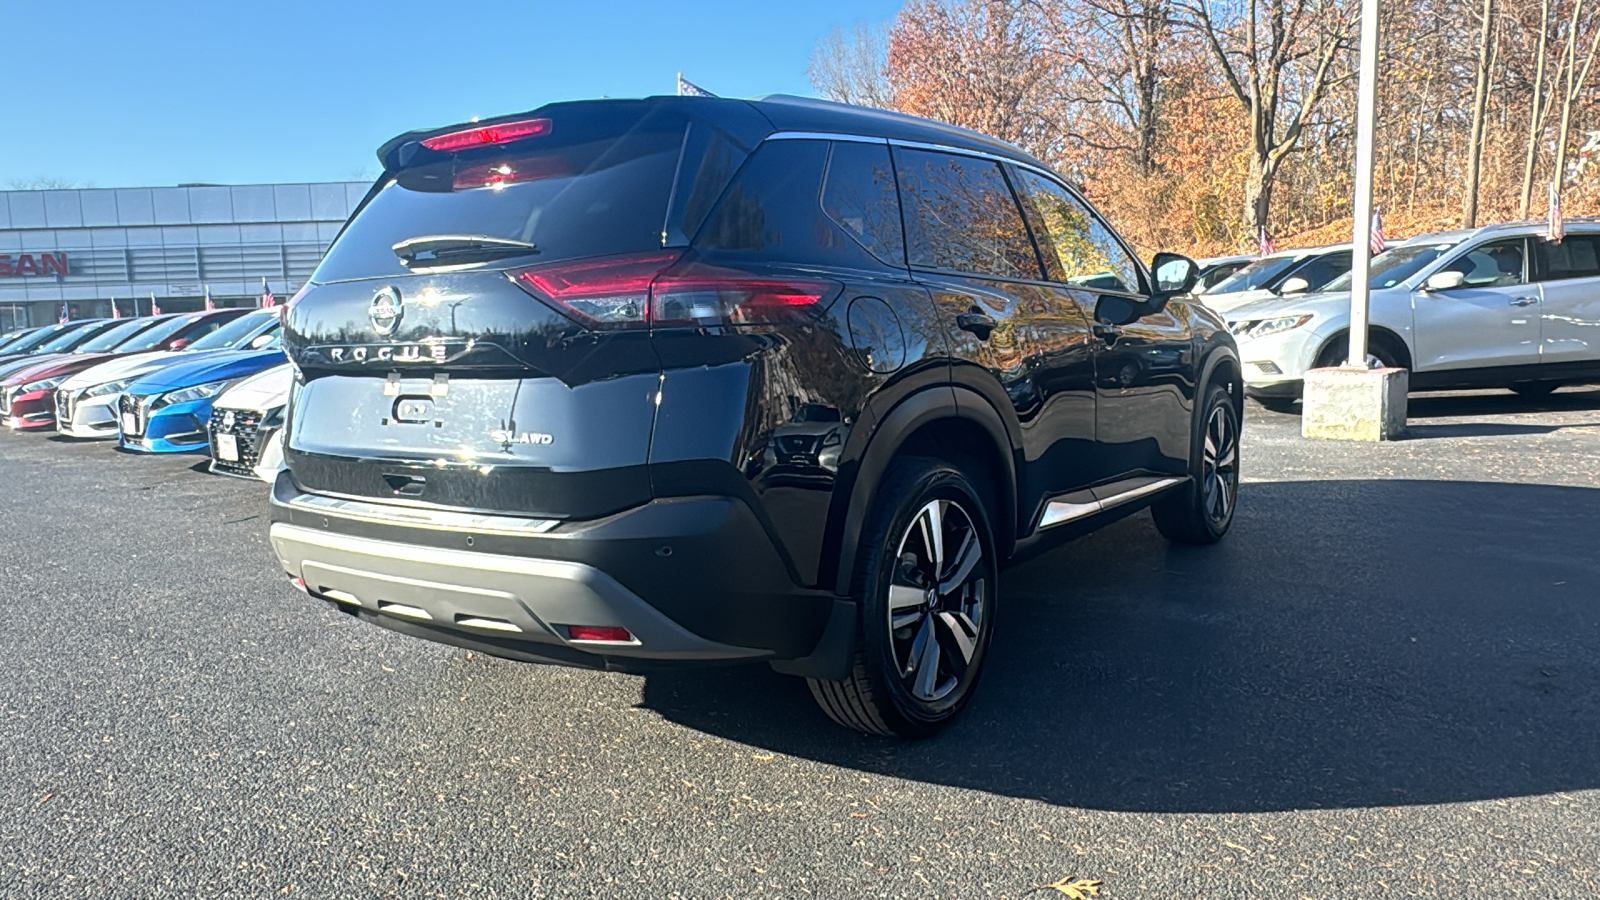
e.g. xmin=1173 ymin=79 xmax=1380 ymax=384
xmin=1 ymin=0 xmax=900 ymax=189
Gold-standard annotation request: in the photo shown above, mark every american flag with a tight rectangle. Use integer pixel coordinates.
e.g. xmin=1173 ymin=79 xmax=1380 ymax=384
xmin=676 ymin=74 xmax=716 ymax=98
xmin=1549 ymin=183 xmax=1564 ymax=242
xmin=150 ymin=292 xmax=161 ymax=316
xmin=260 ymin=277 xmax=276 ymax=309
xmin=1258 ymin=226 xmax=1276 ymax=257
xmin=59 ymin=303 xmax=69 ymax=324
xmin=1370 ymin=210 xmax=1386 ymax=254
xmin=110 ymin=297 xmax=121 ymax=319
xmin=204 ymin=285 xmax=215 ymax=311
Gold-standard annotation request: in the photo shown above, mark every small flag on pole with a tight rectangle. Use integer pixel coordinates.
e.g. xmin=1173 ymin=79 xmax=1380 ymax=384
xmin=1370 ymin=209 xmax=1386 ymax=254
xmin=150 ymin=292 xmax=161 ymax=316
xmin=110 ymin=297 xmax=121 ymax=319
xmin=260 ymin=278 xmax=276 ymax=309
xmin=204 ymin=285 xmax=215 ymax=311
xmin=676 ymin=73 xmax=716 ymax=98
xmin=59 ymin=303 xmax=70 ymax=324
xmin=1257 ymin=226 xmax=1276 ymax=257
xmin=1549 ymin=183 xmax=1564 ymax=242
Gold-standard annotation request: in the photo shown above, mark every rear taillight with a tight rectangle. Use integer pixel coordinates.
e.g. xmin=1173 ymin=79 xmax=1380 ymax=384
xmin=515 ymin=252 xmax=681 ymax=329
xmin=420 ymin=118 xmax=553 ymax=152
xmin=511 ymin=254 xmax=836 ymax=330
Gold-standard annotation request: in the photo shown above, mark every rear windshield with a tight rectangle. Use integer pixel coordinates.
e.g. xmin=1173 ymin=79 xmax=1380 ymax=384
xmin=314 ymin=105 xmax=753 ymax=283
xmin=187 ymin=311 xmax=275 ymax=351
xmin=0 ymin=329 xmax=39 ymax=351
xmin=1209 ymin=255 xmax=1303 ymax=294
xmin=115 ymin=314 xmax=203 ymax=352
xmin=78 ymin=318 xmax=163 ymax=352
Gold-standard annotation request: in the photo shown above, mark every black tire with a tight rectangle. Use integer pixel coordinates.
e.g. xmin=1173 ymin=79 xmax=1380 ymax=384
xmin=1152 ymin=383 xmax=1239 ymax=545
xmin=1252 ymin=396 xmax=1298 ymax=414
xmin=1314 ymin=333 xmax=1403 ymax=370
xmin=807 ymin=457 xmax=998 ymax=738
xmin=1511 ymin=381 xmax=1560 ymax=398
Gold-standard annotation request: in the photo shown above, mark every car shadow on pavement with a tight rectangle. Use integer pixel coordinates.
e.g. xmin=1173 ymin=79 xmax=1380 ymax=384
xmin=1405 ymin=421 xmax=1600 ymax=439
xmin=1405 ymin=385 xmax=1600 ymax=418
xmin=640 ymin=479 xmax=1600 ymax=814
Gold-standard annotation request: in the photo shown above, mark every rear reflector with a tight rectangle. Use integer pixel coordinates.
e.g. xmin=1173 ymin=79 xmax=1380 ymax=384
xmin=511 ymin=253 xmax=835 ymax=330
xmin=420 ymin=118 xmax=553 ymax=152
xmin=565 ymin=625 xmax=634 ymax=643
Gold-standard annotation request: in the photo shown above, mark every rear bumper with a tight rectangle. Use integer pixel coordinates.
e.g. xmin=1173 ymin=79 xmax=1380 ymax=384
xmin=268 ymin=475 xmax=850 ymax=673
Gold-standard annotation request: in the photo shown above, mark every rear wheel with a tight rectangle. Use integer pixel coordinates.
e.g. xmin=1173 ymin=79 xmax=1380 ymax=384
xmin=1152 ymin=383 xmax=1239 ymax=545
xmin=808 ymin=457 xmax=997 ymax=738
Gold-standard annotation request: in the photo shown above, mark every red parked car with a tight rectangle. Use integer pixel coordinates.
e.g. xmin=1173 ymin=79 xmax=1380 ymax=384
xmin=1 ymin=310 xmax=248 ymax=431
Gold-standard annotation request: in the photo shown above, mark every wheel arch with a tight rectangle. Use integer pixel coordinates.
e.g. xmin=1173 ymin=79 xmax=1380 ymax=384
xmin=1313 ymin=326 xmax=1414 ymax=370
xmin=829 ymin=385 xmax=1017 ymax=597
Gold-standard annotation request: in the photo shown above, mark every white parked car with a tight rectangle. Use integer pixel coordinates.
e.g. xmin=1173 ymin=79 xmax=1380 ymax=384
xmin=207 ymin=362 xmax=293 ymax=482
xmin=1194 ymin=254 xmax=1254 ymax=294
xmin=1230 ymin=222 xmax=1600 ymax=410
xmin=56 ymin=311 xmax=281 ymax=439
xmin=1200 ymin=244 xmax=1356 ymax=314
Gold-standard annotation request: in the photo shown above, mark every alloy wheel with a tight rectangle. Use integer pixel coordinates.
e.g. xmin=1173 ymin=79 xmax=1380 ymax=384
xmin=884 ymin=499 xmax=990 ymax=703
xmin=1202 ymin=403 xmax=1239 ymax=527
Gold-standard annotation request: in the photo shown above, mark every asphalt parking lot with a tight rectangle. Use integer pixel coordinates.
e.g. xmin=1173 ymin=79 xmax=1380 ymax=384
xmin=4 ymin=391 xmax=1600 ymax=899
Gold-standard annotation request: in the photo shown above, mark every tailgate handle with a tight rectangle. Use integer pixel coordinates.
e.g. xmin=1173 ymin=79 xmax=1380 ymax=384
xmin=382 ymin=473 xmax=427 ymax=497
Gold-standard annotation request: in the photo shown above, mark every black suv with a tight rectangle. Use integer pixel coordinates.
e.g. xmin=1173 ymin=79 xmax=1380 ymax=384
xmin=270 ymin=95 xmax=1241 ymax=737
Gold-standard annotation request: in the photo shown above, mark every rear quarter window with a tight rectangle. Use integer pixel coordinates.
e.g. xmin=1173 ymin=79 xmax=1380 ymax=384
xmin=694 ymin=139 xmax=895 ymax=270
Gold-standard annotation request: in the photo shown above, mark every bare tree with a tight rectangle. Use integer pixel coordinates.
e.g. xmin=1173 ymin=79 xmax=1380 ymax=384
xmin=1552 ymin=0 xmax=1600 ymax=192
xmin=808 ymin=22 xmax=896 ymax=108
xmin=1464 ymin=0 xmax=1496 ymax=226
xmin=1177 ymin=0 xmax=1357 ymax=236
xmin=1036 ymin=0 xmax=1176 ymax=176
xmin=5 ymin=176 xmax=90 ymax=190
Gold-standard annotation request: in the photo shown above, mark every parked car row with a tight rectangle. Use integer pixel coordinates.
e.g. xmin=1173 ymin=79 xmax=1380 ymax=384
xmin=1216 ymin=222 xmax=1600 ymax=408
xmin=0 ymin=309 xmax=293 ymax=481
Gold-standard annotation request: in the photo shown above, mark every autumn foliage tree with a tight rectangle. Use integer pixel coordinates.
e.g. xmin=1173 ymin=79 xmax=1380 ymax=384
xmin=812 ymin=0 xmax=1600 ymax=257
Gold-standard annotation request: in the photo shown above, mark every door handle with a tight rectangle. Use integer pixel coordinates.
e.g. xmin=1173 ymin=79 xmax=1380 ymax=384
xmin=1091 ymin=322 xmax=1119 ymax=342
xmin=956 ymin=311 xmax=997 ymax=340
xmin=1509 ymin=296 xmax=1538 ymax=307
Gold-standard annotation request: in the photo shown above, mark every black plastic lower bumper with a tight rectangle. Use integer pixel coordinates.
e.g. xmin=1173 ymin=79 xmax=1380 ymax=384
xmin=268 ymin=474 xmax=852 ymax=674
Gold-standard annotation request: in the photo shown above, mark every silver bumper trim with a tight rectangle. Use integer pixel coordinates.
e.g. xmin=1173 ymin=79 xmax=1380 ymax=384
xmin=270 ymin=523 xmax=766 ymax=661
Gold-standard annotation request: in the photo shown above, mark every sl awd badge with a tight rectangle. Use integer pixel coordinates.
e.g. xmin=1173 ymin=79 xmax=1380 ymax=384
xmin=369 ymin=286 xmax=403 ymax=336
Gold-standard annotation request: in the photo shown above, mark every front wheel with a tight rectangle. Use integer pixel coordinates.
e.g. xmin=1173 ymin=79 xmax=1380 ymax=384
xmin=808 ymin=457 xmax=997 ymax=738
xmin=1152 ymin=383 xmax=1239 ymax=545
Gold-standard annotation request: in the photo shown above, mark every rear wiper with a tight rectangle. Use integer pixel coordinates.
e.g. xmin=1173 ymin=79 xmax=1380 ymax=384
xmin=392 ymin=234 xmax=539 ymax=266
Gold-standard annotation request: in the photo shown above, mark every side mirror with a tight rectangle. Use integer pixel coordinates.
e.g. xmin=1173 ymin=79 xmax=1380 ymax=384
xmin=1278 ymin=276 xmax=1310 ymax=295
xmin=1151 ymin=252 xmax=1200 ymax=296
xmin=249 ymin=334 xmax=274 ymax=349
xmin=168 ymin=338 xmax=191 ymax=351
xmin=1424 ymin=270 xmax=1466 ymax=292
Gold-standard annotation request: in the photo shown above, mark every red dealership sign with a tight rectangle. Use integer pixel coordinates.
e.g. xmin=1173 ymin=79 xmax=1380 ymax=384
xmin=0 ymin=253 xmax=69 ymax=277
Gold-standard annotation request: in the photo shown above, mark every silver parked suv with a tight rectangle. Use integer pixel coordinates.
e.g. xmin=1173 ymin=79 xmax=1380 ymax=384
xmin=1227 ymin=221 xmax=1600 ymax=409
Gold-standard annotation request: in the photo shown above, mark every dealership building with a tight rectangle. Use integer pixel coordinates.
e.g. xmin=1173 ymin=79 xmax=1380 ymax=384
xmin=0 ymin=182 xmax=369 ymax=331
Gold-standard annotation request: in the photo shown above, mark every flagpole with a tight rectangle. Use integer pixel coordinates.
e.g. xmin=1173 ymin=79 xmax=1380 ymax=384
xmin=1346 ymin=0 xmax=1381 ymax=368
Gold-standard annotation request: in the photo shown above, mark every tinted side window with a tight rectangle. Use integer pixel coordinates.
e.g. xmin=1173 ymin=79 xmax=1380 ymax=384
xmin=894 ymin=148 xmax=1040 ymax=280
xmin=822 ymin=141 xmax=905 ymax=267
xmin=696 ymin=140 xmax=885 ymax=269
xmin=1012 ymin=170 xmax=1140 ymax=294
xmin=1537 ymin=234 xmax=1600 ymax=280
xmin=1447 ymin=239 xmax=1527 ymax=287
xmin=1286 ymin=250 xmax=1352 ymax=292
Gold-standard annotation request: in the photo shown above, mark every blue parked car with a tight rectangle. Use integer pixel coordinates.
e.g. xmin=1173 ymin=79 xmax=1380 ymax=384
xmin=117 ymin=337 xmax=286 ymax=454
